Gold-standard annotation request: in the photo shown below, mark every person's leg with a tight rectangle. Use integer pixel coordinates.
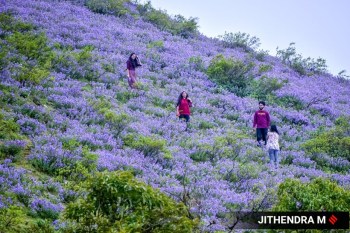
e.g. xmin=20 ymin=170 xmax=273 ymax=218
xmin=268 ymin=149 xmax=274 ymax=164
xmin=180 ymin=115 xmax=189 ymax=121
xmin=129 ymin=70 xmax=137 ymax=88
xmin=262 ymin=128 xmax=268 ymax=145
xmin=256 ymin=128 xmax=262 ymax=146
xmin=275 ymin=150 xmax=279 ymax=166
xmin=128 ymin=77 xmax=133 ymax=88
xmin=184 ymin=115 xmax=190 ymax=131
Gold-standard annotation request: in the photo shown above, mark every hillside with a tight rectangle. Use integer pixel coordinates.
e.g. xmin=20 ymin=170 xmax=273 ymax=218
xmin=1 ymin=0 xmax=350 ymax=232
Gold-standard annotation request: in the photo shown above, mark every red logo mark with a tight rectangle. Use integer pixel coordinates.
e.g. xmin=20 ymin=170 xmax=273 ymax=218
xmin=329 ymin=215 xmax=338 ymax=225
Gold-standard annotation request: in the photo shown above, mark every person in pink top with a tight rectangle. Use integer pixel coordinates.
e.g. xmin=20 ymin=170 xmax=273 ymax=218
xmin=176 ymin=91 xmax=193 ymax=123
xmin=126 ymin=53 xmax=142 ymax=89
xmin=253 ymin=101 xmax=270 ymax=147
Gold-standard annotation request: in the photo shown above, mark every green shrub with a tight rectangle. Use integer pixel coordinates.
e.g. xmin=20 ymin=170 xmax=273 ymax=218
xmin=224 ymin=113 xmax=240 ymax=122
xmin=0 ymin=113 xmax=23 ymax=140
xmin=254 ymin=49 xmax=269 ymax=62
xmin=0 ymin=13 xmax=33 ymax=33
xmin=0 ymin=140 xmax=29 ymax=162
xmin=86 ymin=0 xmax=130 ymax=17
xmin=138 ymin=2 xmax=198 ymax=38
xmin=250 ymin=76 xmax=287 ymax=101
xmin=144 ymin=8 xmax=171 ymax=30
xmin=0 ymin=114 xmax=29 ymax=161
xmin=206 ymin=54 xmax=254 ymax=97
xmin=90 ymin=97 xmax=112 ymax=110
xmin=105 ymin=111 xmax=131 ymax=137
xmin=189 ymin=56 xmax=205 ymax=71
xmin=18 ymin=104 xmax=52 ymax=124
xmin=0 ymin=206 xmax=28 ymax=233
xmin=28 ymin=219 xmax=56 ymax=233
xmin=64 ymin=171 xmax=198 ymax=232
xmin=6 ymin=33 xmax=51 ymax=83
xmin=90 ymin=98 xmax=131 ymax=137
xmin=60 ymin=137 xmax=80 ymax=151
xmin=258 ymin=64 xmax=272 ymax=73
xmin=0 ymin=13 xmax=54 ymax=86
xmin=218 ymin=31 xmax=260 ymax=51
xmin=271 ymin=95 xmax=305 ymax=110
xmin=302 ymin=116 xmax=350 ymax=160
xmin=190 ymin=150 xmax=211 ymax=162
xmin=123 ymin=134 xmax=170 ymax=158
xmin=152 ymin=96 xmax=173 ymax=110
xmin=0 ymin=206 xmax=56 ymax=233
xmin=303 ymin=133 xmax=350 ymax=159
xmin=277 ymin=42 xmax=328 ymax=75
xmin=57 ymin=147 xmax=97 ymax=183
xmin=190 ymin=133 xmax=245 ymax=163
xmin=53 ymin=45 xmax=101 ymax=81
xmin=225 ymin=163 xmax=260 ymax=185
xmin=274 ymin=178 xmax=350 ymax=211
xmin=6 ymin=32 xmax=52 ymax=62
xmin=147 ymin=40 xmax=164 ymax=50
xmin=198 ymin=121 xmax=214 ymax=130
xmin=213 ymin=133 xmax=246 ymax=159
xmin=0 ymin=84 xmax=20 ymax=107
xmin=0 ymin=40 xmax=8 ymax=70
xmin=172 ymin=14 xmax=198 ymax=39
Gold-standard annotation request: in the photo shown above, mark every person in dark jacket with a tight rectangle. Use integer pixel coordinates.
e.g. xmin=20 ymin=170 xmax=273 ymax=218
xmin=253 ymin=101 xmax=270 ymax=146
xmin=126 ymin=53 xmax=142 ymax=88
xmin=176 ymin=91 xmax=193 ymax=123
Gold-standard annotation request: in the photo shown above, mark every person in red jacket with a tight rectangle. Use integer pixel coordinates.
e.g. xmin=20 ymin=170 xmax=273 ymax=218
xmin=253 ymin=101 xmax=270 ymax=146
xmin=176 ymin=91 xmax=193 ymax=123
xmin=126 ymin=53 xmax=142 ymax=89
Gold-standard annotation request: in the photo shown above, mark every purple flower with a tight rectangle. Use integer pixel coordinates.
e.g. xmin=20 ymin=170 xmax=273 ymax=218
xmin=2 ymin=0 xmax=350 ymax=231
xmin=30 ymin=199 xmax=63 ymax=220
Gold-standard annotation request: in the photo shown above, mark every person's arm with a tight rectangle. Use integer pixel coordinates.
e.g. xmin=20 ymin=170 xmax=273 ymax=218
xmin=126 ymin=61 xmax=131 ymax=77
xmin=187 ymin=98 xmax=193 ymax=107
xmin=136 ymin=56 xmax=142 ymax=66
xmin=266 ymin=111 xmax=271 ymax=127
xmin=176 ymin=105 xmax=180 ymax=116
xmin=253 ymin=112 xmax=257 ymax=128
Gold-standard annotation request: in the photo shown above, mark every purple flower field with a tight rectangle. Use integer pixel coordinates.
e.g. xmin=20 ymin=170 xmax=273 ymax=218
xmin=1 ymin=0 xmax=350 ymax=231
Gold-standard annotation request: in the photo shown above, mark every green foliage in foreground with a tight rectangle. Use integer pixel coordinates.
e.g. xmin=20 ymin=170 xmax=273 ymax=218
xmin=63 ymin=171 xmax=198 ymax=233
xmin=272 ymin=177 xmax=350 ymax=233
xmin=274 ymin=178 xmax=350 ymax=211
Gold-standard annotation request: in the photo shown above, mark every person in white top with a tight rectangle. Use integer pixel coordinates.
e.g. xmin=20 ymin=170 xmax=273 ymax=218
xmin=266 ymin=125 xmax=280 ymax=168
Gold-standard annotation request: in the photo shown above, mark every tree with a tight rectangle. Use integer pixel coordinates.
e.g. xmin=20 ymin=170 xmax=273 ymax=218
xmin=64 ymin=171 xmax=198 ymax=233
